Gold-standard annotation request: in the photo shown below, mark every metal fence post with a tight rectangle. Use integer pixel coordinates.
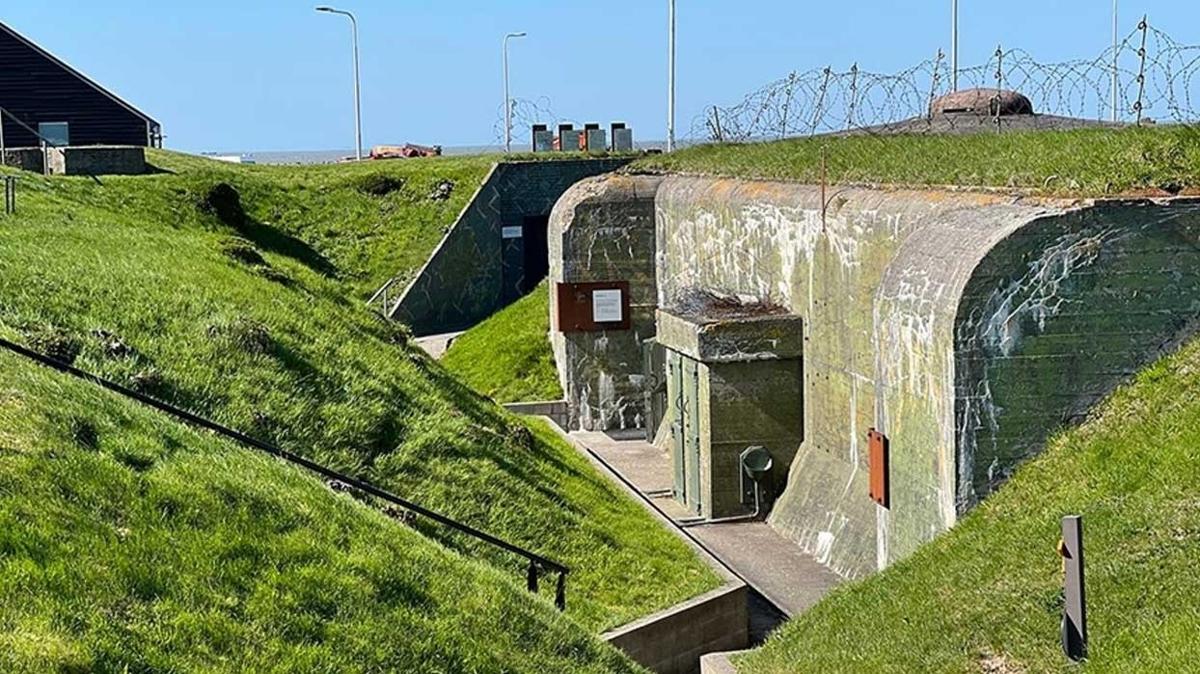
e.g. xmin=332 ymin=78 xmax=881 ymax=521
xmin=928 ymin=50 xmax=945 ymax=122
xmin=811 ymin=67 xmax=832 ymax=136
xmin=1060 ymin=515 xmax=1088 ymax=662
xmin=847 ymin=63 xmax=859 ymax=130
xmin=1135 ymin=15 xmax=1149 ymax=125
xmin=994 ymin=45 xmax=1005 ymax=132
xmin=780 ymin=72 xmax=797 ymax=138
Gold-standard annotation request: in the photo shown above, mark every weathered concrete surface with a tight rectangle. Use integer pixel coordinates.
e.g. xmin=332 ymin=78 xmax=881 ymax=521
xmin=413 ymin=331 xmax=464 ymax=359
xmin=392 ymin=158 xmax=631 ymax=336
xmin=549 ymin=173 xmax=662 ymax=431
xmin=699 ymin=651 xmax=749 ymax=674
xmin=688 ymin=522 xmax=842 ymax=617
xmin=657 ymin=309 xmax=804 ymax=363
xmin=1 ymin=147 xmax=45 ymax=173
xmin=46 ymin=145 xmax=146 ymax=175
xmin=550 ymin=172 xmax=1200 ymax=577
xmin=652 ymin=176 xmax=1200 ymax=577
xmin=502 ymin=399 xmax=568 ymax=428
xmin=605 ymin=584 xmax=748 ymax=674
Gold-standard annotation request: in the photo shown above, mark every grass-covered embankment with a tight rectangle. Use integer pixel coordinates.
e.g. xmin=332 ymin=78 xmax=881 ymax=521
xmin=0 ymin=348 xmax=642 ymax=673
xmin=737 ymin=337 xmax=1200 ymax=673
xmin=143 ymin=151 xmax=494 ymax=298
xmin=632 ymin=126 xmax=1200 ymax=197
xmin=0 ymin=152 xmax=720 ymax=636
xmin=442 ymin=282 xmax=562 ymax=403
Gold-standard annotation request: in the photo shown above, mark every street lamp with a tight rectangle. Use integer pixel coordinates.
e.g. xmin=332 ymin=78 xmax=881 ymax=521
xmin=951 ymin=0 xmax=958 ymax=92
xmin=667 ymin=0 xmax=676 ymax=152
xmin=503 ymin=32 xmax=527 ymax=154
xmin=316 ymin=6 xmax=363 ymax=161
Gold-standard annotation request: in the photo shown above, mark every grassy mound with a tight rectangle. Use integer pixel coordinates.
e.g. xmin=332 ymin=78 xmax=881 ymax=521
xmin=0 ymin=348 xmax=641 ymax=673
xmin=442 ymin=283 xmax=562 ymax=403
xmin=0 ymin=154 xmax=719 ymax=633
xmin=737 ymin=337 xmax=1200 ymax=673
xmin=146 ymin=150 xmax=494 ymax=298
xmin=632 ymin=126 xmax=1200 ymax=197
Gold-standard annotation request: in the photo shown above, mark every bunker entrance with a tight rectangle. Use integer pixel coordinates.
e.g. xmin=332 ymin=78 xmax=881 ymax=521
xmin=501 ymin=214 xmax=551 ymax=303
xmin=656 ymin=296 xmax=805 ymax=521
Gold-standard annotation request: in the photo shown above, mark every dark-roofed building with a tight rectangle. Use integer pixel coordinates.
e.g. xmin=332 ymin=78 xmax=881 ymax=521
xmin=0 ymin=20 xmax=161 ymax=148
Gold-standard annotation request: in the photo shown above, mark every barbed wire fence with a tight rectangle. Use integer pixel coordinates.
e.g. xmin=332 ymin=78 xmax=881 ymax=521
xmin=492 ymin=96 xmax=565 ymax=148
xmin=691 ymin=19 xmax=1200 ymax=142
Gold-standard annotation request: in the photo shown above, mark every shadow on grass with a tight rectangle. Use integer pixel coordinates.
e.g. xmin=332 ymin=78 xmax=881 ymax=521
xmin=203 ymin=182 xmax=338 ymax=278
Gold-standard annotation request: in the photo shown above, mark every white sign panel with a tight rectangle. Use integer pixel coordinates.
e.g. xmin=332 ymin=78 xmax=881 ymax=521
xmin=592 ymin=289 xmax=624 ymax=323
xmin=502 ymin=226 xmax=523 ymax=239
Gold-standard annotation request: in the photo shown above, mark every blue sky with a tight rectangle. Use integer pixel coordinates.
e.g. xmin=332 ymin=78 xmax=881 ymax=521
xmin=3 ymin=1 xmax=1195 ymax=152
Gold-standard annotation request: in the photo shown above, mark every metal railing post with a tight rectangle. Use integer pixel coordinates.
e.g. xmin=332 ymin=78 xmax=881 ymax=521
xmin=3 ymin=176 xmax=15 ymax=215
xmin=527 ymin=561 xmax=539 ymax=593
xmin=555 ymin=572 xmax=567 ymax=611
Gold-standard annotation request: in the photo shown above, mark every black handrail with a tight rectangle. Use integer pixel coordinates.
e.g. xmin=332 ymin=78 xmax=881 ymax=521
xmin=0 ymin=337 xmax=569 ymax=609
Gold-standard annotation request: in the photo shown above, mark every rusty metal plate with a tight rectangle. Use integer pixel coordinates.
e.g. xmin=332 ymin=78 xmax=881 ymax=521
xmin=555 ymin=281 xmax=631 ymax=332
xmin=868 ymin=429 xmax=889 ymax=508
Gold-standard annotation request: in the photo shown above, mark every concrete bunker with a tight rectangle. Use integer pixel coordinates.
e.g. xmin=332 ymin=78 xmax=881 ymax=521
xmin=391 ymin=157 xmax=633 ymax=336
xmin=551 ymin=173 xmax=1200 ymax=578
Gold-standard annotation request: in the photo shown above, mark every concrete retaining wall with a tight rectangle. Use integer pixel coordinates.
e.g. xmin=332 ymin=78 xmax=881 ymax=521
xmin=46 ymin=146 xmax=145 ymax=175
xmin=605 ymin=584 xmax=748 ymax=674
xmin=502 ymin=399 xmax=568 ymax=428
xmin=392 ymin=158 xmax=632 ymax=336
xmin=2 ymin=148 xmax=44 ymax=173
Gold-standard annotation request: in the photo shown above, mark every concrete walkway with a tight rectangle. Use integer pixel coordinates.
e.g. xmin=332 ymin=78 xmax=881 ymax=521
xmin=571 ymin=431 xmax=842 ymax=620
xmin=414 ymin=331 xmax=465 ymax=359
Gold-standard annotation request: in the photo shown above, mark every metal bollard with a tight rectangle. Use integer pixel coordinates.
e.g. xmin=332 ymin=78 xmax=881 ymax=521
xmin=1058 ymin=515 xmax=1088 ymax=662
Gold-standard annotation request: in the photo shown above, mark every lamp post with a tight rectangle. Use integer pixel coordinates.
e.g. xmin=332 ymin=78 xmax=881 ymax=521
xmin=316 ymin=6 xmax=363 ymax=161
xmin=951 ymin=0 xmax=959 ymax=92
xmin=667 ymin=0 xmax=676 ymax=152
xmin=503 ymin=32 xmax=527 ymax=154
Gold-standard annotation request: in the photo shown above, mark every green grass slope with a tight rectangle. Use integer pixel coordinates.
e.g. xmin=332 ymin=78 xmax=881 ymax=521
xmin=0 ymin=155 xmax=719 ymax=632
xmin=0 ymin=348 xmax=642 ymax=674
xmin=633 ymin=126 xmax=1200 ymax=197
xmin=442 ymin=283 xmax=562 ymax=403
xmin=738 ymin=338 xmax=1200 ymax=673
xmin=146 ymin=150 xmax=494 ymax=298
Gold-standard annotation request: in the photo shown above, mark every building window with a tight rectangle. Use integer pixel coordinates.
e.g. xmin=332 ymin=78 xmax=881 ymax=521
xmin=38 ymin=122 xmax=69 ymax=147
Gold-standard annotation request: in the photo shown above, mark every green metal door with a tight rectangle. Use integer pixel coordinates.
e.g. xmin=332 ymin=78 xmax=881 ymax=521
xmin=668 ymin=352 xmax=686 ymax=501
xmin=683 ymin=356 xmax=702 ymax=515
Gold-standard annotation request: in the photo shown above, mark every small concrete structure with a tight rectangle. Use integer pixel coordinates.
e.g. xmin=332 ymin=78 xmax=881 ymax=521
xmin=657 ymin=299 xmax=804 ymax=518
xmin=45 ymin=145 xmax=146 ymax=175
